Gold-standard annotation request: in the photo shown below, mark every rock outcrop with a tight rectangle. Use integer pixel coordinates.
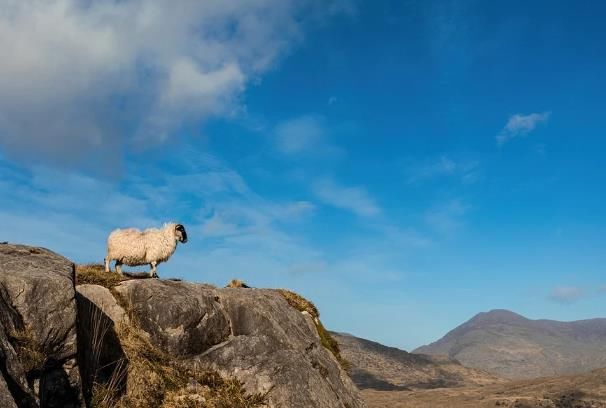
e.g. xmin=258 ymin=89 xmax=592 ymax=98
xmin=0 ymin=244 xmax=365 ymax=407
xmin=110 ymin=279 xmax=365 ymax=408
xmin=0 ymin=244 xmax=83 ymax=407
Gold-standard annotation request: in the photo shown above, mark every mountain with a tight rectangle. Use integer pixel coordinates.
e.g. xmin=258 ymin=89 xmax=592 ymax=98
xmin=332 ymin=332 xmax=503 ymax=391
xmin=0 ymin=243 xmax=365 ymax=408
xmin=414 ymin=309 xmax=606 ymax=379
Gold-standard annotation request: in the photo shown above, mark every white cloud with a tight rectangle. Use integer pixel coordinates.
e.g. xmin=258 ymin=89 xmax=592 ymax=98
xmin=407 ymin=155 xmax=480 ymax=184
xmin=312 ymin=178 xmax=380 ymax=217
xmin=0 ymin=0 xmax=352 ymax=165
xmin=200 ymin=213 xmax=243 ymax=238
xmin=425 ymin=199 xmax=469 ymax=234
xmin=497 ymin=112 xmax=551 ymax=145
xmin=273 ymin=115 xmax=345 ymax=158
xmin=281 ymin=201 xmax=317 ymax=218
xmin=275 ymin=116 xmax=325 ymax=154
xmin=548 ymin=286 xmax=585 ymax=304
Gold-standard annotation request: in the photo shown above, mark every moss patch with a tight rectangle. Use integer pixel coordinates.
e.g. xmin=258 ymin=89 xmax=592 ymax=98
xmin=277 ymin=289 xmax=348 ymax=370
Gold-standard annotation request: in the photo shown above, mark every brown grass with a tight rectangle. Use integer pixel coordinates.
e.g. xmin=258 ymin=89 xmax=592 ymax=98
xmin=226 ymin=279 xmax=251 ymax=288
xmin=277 ymin=289 xmax=349 ymax=370
xmin=277 ymin=289 xmax=319 ymax=319
xmin=76 ymin=264 xmax=128 ymax=289
xmin=9 ymin=328 xmax=45 ymax=373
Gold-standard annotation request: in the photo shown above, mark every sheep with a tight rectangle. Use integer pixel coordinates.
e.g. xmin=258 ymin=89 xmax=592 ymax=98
xmin=104 ymin=223 xmax=188 ymax=278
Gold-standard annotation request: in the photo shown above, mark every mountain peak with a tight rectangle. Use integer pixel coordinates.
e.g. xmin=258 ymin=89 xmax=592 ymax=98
xmin=414 ymin=308 xmax=606 ymax=379
xmin=467 ymin=309 xmax=529 ymax=325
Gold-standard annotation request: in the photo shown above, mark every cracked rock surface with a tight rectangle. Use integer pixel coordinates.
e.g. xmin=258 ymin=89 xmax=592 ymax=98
xmin=0 ymin=244 xmax=366 ymax=408
xmin=0 ymin=244 xmax=83 ymax=408
xmin=112 ymin=279 xmax=365 ymax=408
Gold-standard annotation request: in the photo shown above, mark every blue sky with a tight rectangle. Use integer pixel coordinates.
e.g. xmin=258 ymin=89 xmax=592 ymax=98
xmin=0 ymin=0 xmax=605 ymax=350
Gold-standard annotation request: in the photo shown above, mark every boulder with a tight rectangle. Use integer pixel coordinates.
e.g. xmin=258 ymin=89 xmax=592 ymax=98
xmin=113 ymin=279 xmax=366 ymax=408
xmin=113 ymin=279 xmax=231 ymax=357
xmin=199 ymin=288 xmax=366 ymax=408
xmin=0 ymin=244 xmax=83 ymax=408
xmin=76 ymin=284 xmax=129 ymax=325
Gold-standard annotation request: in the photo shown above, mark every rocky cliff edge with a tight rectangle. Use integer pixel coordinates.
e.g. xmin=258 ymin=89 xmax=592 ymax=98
xmin=0 ymin=243 xmax=365 ymax=408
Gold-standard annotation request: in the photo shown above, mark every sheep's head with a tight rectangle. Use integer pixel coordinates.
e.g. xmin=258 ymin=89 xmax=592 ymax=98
xmin=175 ymin=224 xmax=188 ymax=243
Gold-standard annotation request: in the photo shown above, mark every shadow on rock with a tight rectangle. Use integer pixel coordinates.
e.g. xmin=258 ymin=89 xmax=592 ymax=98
xmin=76 ymin=292 xmax=127 ymax=406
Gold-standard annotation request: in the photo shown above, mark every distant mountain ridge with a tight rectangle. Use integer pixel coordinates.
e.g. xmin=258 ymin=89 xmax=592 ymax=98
xmin=332 ymin=332 xmax=503 ymax=391
xmin=414 ymin=309 xmax=606 ymax=379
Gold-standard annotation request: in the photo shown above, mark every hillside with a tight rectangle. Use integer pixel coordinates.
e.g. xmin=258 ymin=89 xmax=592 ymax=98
xmin=414 ymin=309 xmax=606 ymax=379
xmin=362 ymin=367 xmax=606 ymax=408
xmin=0 ymin=243 xmax=365 ymax=408
xmin=332 ymin=332 xmax=503 ymax=391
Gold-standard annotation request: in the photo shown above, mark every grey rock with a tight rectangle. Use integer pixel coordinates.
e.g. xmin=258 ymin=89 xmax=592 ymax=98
xmin=0 ymin=244 xmax=83 ymax=407
xmin=113 ymin=279 xmax=231 ymax=357
xmin=198 ymin=288 xmax=366 ymax=408
xmin=0 ymin=374 xmax=18 ymax=408
xmin=0 ymin=281 xmax=38 ymax=408
xmin=76 ymin=284 xmax=129 ymax=325
xmin=113 ymin=280 xmax=366 ymax=407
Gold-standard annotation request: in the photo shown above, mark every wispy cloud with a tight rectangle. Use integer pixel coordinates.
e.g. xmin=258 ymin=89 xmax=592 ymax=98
xmin=425 ymin=199 xmax=469 ymax=234
xmin=282 ymin=201 xmax=317 ymax=218
xmin=548 ymin=286 xmax=585 ymax=304
xmin=312 ymin=178 xmax=380 ymax=217
xmin=273 ymin=115 xmax=343 ymax=157
xmin=497 ymin=112 xmax=551 ymax=146
xmin=406 ymin=155 xmax=480 ymax=184
xmin=275 ymin=116 xmax=326 ymax=154
xmin=0 ymin=150 xmax=324 ymax=281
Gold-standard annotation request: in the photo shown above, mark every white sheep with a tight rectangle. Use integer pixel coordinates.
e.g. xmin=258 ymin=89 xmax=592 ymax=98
xmin=104 ymin=223 xmax=188 ymax=278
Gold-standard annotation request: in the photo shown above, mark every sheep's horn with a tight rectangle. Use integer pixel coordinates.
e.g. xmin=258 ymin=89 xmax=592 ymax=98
xmin=176 ymin=224 xmax=188 ymax=243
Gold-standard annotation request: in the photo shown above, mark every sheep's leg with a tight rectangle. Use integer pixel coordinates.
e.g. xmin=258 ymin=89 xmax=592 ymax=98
xmin=104 ymin=256 xmax=110 ymax=273
xmin=150 ymin=261 xmax=158 ymax=278
xmin=115 ymin=261 xmax=123 ymax=275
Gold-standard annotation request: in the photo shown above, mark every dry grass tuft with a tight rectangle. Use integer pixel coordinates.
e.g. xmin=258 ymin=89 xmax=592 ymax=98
xmin=76 ymin=264 xmax=128 ymax=289
xmin=9 ymin=328 xmax=45 ymax=373
xmin=277 ymin=289 xmax=319 ymax=319
xmin=277 ymin=289 xmax=349 ymax=371
xmin=163 ymin=369 xmax=268 ymax=408
xmin=90 ymin=305 xmax=267 ymax=408
xmin=226 ymin=279 xmax=251 ymax=288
